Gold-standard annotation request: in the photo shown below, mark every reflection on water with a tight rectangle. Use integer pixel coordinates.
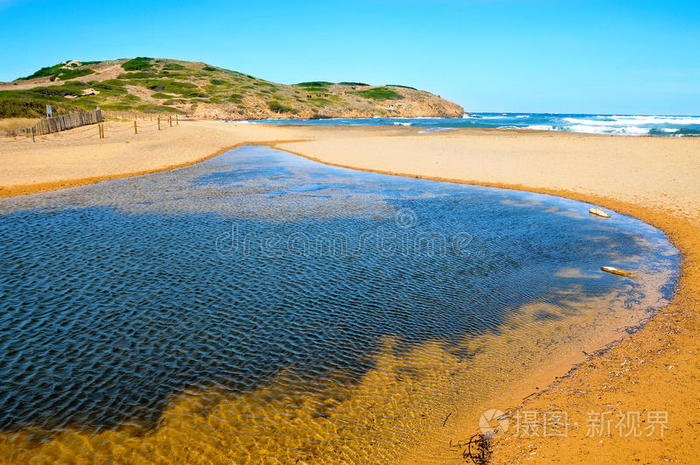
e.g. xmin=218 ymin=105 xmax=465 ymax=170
xmin=0 ymin=146 xmax=679 ymax=463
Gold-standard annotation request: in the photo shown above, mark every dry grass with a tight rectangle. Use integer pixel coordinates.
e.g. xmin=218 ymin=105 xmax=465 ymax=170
xmin=0 ymin=118 xmax=38 ymax=135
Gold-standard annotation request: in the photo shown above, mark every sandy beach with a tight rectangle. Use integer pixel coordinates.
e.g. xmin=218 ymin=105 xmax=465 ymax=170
xmin=1 ymin=120 xmax=698 ymax=463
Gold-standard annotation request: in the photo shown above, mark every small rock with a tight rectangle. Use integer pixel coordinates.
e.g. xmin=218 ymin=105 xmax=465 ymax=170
xmin=601 ymin=266 xmax=637 ymax=277
xmin=589 ymin=208 xmax=611 ymax=218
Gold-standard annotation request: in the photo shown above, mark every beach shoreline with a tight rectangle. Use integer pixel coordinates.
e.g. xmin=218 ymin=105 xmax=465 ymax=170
xmin=1 ymin=120 xmax=697 ymax=463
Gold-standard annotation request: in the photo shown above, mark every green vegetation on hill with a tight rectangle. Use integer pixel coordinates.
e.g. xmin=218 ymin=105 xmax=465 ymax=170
xmin=0 ymin=78 xmax=184 ymax=118
xmin=18 ymin=63 xmax=96 ymax=81
xmin=18 ymin=63 xmax=66 ymax=80
xmin=162 ymin=63 xmax=185 ymax=71
xmin=122 ymin=57 xmax=153 ymax=71
xmin=352 ymin=87 xmax=403 ymax=100
xmin=0 ymin=99 xmax=82 ymax=119
xmin=293 ymin=81 xmax=334 ymax=94
xmin=268 ymin=100 xmax=296 ymax=114
xmin=294 ymin=81 xmax=333 ymax=87
xmin=1 ymin=58 xmax=463 ymax=119
xmin=57 ymin=68 xmax=95 ymax=80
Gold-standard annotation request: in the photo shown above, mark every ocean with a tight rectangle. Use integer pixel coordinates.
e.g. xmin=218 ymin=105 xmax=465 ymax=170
xmin=249 ymin=113 xmax=700 ymax=136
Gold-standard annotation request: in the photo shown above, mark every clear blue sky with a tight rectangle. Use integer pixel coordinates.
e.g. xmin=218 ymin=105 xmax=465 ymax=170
xmin=1 ymin=0 xmax=698 ymax=114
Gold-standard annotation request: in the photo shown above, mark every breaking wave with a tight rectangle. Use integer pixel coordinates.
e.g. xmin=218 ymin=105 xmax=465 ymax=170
xmin=248 ymin=113 xmax=700 ymax=137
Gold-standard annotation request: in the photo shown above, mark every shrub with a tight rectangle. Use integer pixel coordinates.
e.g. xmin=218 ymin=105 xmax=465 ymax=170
xmin=18 ymin=64 xmax=95 ymax=81
xmin=121 ymin=94 xmax=141 ymax=103
xmin=268 ymin=100 xmax=295 ymax=113
xmin=122 ymin=57 xmax=153 ymax=71
xmin=142 ymin=79 xmax=200 ymax=97
xmin=163 ymin=63 xmax=185 ymax=70
xmin=294 ymin=81 xmax=333 ymax=87
xmin=353 ymin=87 xmax=403 ymax=100
xmin=117 ymin=72 xmax=155 ymax=79
xmin=202 ymin=65 xmax=217 ymax=72
xmin=17 ymin=64 xmax=64 ymax=80
xmin=93 ymin=80 xmax=128 ymax=95
xmin=151 ymin=92 xmax=176 ymax=99
xmin=308 ymin=97 xmax=331 ymax=106
xmin=57 ymin=68 xmax=95 ymax=80
xmin=0 ymin=93 xmax=82 ymax=117
xmin=158 ymin=72 xmax=187 ymax=79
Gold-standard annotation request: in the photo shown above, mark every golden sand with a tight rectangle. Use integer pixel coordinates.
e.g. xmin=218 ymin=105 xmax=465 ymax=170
xmin=0 ymin=285 xmax=666 ymax=465
xmin=0 ymin=121 xmax=698 ymax=463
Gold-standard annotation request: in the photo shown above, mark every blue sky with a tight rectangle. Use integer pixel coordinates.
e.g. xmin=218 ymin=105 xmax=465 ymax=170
xmin=1 ymin=0 xmax=698 ymax=114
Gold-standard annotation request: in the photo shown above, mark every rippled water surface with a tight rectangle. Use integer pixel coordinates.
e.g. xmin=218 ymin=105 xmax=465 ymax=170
xmin=0 ymin=146 xmax=679 ymax=464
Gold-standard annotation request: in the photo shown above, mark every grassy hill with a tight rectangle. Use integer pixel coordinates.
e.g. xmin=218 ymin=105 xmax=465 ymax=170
xmin=0 ymin=58 xmax=464 ymax=120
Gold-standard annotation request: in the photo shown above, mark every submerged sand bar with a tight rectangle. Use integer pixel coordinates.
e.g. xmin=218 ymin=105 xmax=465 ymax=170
xmin=0 ymin=121 xmax=698 ymax=463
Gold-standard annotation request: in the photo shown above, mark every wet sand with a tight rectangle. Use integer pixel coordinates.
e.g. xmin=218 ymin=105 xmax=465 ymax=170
xmin=1 ymin=120 xmax=698 ymax=463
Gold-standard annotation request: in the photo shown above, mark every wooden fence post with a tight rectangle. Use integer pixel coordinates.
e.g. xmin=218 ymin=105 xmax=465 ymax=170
xmin=169 ymin=115 xmax=172 ymax=127
xmin=31 ymin=127 xmax=35 ymax=143
xmin=157 ymin=116 xmax=161 ymax=130
xmin=134 ymin=120 xmax=138 ymax=134
xmin=176 ymin=114 xmax=179 ymax=125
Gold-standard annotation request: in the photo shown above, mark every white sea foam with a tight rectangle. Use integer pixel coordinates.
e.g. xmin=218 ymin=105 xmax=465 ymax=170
xmin=564 ymin=115 xmax=700 ymax=126
xmin=613 ymin=115 xmax=700 ymax=125
xmin=566 ymin=124 xmax=650 ymax=136
xmin=393 ymin=122 xmax=412 ymax=126
xmin=524 ymin=124 xmax=555 ymax=131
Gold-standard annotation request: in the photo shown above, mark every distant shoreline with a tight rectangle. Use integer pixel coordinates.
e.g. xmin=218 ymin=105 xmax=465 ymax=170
xmin=237 ymin=112 xmax=700 ymax=137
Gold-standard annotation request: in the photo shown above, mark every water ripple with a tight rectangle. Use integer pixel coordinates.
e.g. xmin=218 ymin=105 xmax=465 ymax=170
xmin=0 ymin=145 xmax=679 ymax=463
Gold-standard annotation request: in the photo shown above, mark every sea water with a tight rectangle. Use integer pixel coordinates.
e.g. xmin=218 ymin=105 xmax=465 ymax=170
xmin=250 ymin=113 xmax=700 ymax=136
